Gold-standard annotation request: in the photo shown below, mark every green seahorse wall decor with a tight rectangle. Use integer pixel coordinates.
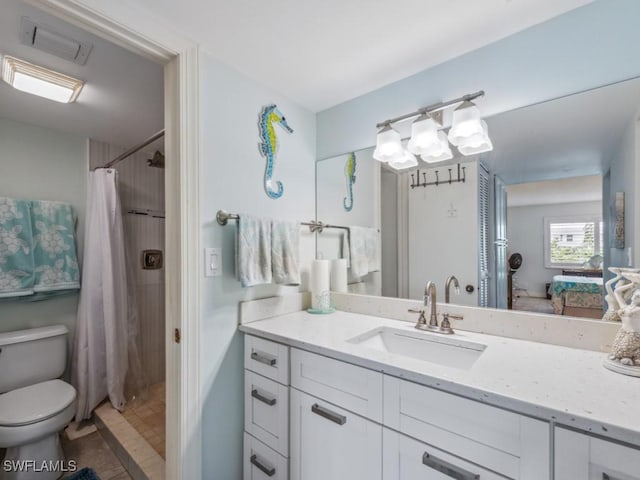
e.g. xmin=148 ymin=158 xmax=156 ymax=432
xmin=258 ymin=104 xmax=294 ymax=199
xmin=343 ymin=152 xmax=357 ymax=212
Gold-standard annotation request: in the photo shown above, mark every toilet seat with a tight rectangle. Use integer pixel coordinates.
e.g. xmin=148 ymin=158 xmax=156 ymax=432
xmin=0 ymin=379 xmax=76 ymax=427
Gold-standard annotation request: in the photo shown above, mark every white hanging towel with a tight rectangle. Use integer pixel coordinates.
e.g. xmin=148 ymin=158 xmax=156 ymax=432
xmin=236 ymin=214 xmax=272 ymax=287
xmin=343 ymin=226 xmax=381 ymax=278
xmin=271 ymin=219 xmax=301 ymax=285
xmin=73 ymin=169 xmax=129 ymax=420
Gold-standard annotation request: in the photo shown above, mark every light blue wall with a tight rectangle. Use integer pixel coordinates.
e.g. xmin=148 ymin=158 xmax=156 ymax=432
xmin=199 ymin=51 xmax=316 ymax=479
xmin=608 ymin=119 xmax=638 ymax=271
xmin=0 ymin=118 xmax=86 ymax=352
xmin=317 ymin=0 xmax=640 ymax=159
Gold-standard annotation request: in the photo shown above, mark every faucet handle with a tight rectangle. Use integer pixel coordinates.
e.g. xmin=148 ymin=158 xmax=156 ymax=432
xmin=440 ymin=312 xmax=463 ymax=334
xmin=408 ymin=308 xmax=427 ymax=327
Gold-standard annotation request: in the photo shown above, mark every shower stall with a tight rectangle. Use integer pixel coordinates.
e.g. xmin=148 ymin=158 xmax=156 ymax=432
xmin=77 ymin=132 xmax=167 ymax=464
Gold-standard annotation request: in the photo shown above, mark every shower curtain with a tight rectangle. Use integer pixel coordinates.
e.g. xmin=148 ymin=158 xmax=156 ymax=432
xmin=73 ymin=169 xmax=145 ymax=420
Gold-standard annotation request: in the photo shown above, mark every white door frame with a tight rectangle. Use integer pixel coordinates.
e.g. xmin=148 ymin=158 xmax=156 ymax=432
xmin=27 ymin=1 xmax=202 ymax=478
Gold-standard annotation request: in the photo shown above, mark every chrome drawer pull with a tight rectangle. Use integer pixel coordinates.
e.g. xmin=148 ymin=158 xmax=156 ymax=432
xmin=422 ymin=452 xmax=480 ymax=480
xmin=251 ymin=351 xmax=277 ymax=366
xmin=250 ymin=454 xmax=275 ymax=477
xmin=311 ymin=403 xmax=347 ymax=425
xmin=251 ymin=388 xmax=277 ymax=406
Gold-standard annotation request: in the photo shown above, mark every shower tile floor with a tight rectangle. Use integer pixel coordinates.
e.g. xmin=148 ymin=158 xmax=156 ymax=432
xmin=122 ymin=382 xmax=166 ymax=459
xmin=61 ymin=430 xmax=131 ymax=479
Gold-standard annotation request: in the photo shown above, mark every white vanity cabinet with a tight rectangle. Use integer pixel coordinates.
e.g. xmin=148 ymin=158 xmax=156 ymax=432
xmin=244 ymin=335 xmax=291 ymax=480
xmin=244 ymin=335 xmax=553 ymax=480
xmin=289 ymin=389 xmax=383 ymax=480
xmin=555 ymin=427 xmax=640 ymax=480
xmin=289 ymin=347 xmax=384 ymax=480
xmin=384 ymin=376 xmax=550 ymax=480
xmin=383 ymin=428 xmax=504 ymax=480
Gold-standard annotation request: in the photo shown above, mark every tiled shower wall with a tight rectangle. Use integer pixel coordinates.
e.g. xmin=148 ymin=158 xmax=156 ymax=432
xmin=90 ymin=139 xmax=165 ymax=385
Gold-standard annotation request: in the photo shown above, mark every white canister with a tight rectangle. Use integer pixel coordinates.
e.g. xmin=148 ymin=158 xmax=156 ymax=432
xmin=330 ymin=259 xmax=348 ymax=293
xmin=310 ymin=259 xmax=330 ymax=310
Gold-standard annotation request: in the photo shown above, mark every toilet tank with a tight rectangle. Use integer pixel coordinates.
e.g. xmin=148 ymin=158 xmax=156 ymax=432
xmin=0 ymin=325 xmax=68 ymax=394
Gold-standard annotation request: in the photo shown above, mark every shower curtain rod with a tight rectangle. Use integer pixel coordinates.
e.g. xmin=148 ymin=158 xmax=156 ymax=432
xmin=99 ymin=129 xmax=165 ymax=170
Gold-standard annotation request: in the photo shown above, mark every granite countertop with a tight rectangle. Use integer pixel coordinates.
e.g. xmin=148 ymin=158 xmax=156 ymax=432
xmin=239 ymin=310 xmax=640 ymax=446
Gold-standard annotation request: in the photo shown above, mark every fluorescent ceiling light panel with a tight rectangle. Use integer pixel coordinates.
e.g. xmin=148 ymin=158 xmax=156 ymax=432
xmin=2 ymin=55 xmax=84 ymax=103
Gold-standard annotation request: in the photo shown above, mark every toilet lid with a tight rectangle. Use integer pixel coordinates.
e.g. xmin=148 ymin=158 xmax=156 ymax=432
xmin=0 ymin=379 xmax=76 ymax=426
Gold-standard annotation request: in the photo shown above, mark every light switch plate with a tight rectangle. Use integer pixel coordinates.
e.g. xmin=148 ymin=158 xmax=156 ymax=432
xmin=205 ymin=247 xmax=222 ymax=277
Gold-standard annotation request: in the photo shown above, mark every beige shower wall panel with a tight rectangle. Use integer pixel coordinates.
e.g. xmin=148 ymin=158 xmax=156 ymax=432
xmin=138 ymin=283 xmax=166 ymax=384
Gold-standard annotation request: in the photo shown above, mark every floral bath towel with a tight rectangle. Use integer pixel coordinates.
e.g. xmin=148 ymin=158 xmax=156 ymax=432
xmin=0 ymin=197 xmax=80 ymax=299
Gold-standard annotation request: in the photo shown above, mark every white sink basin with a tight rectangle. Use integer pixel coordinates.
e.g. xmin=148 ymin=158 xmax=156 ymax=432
xmin=347 ymin=327 xmax=486 ymax=370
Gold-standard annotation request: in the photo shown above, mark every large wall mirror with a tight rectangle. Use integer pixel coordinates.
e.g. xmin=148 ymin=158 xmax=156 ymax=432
xmin=316 ymin=75 xmax=640 ymax=319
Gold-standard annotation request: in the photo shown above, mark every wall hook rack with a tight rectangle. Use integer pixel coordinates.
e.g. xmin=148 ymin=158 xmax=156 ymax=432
xmin=410 ymin=163 xmax=466 ymax=189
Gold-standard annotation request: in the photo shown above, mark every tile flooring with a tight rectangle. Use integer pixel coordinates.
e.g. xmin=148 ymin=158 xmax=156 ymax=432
xmin=121 ymin=382 xmax=166 ymax=459
xmin=61 ymin=431 xmax=132 ymax=480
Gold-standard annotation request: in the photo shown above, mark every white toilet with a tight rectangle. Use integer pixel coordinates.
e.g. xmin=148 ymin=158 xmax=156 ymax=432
xmin=0 ymin=326 xmax=77 ymax=480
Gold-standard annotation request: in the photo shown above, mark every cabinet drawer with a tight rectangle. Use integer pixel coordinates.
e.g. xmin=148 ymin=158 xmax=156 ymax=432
xmin=244 ymin=432 xmax=288 ymax=480
xmin=383 ymin=428 xmax=503 ymax=480
xmin=245 ymin=335 xmax=289 ymax=384
xmin=290 ymin=389 xmax=382 ymax=480
xmin=245 ymin=370 xmax=289 ymax=456
xmin=290 ymin=348 xmax=383 ymax=422
xmin=384 ymin=376 xmax=549 ymax=479
xmin=555 ymin=427 xmax=640 ymax=479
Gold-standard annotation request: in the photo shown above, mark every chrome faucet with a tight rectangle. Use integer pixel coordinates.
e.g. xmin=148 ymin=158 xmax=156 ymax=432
xmin=424 ymin=281 xmax=438 ymax=328
xmin=407 ymin=280 xmax=463 ymax=334
xmin=445 ymin=275 xmax=460 ymax=304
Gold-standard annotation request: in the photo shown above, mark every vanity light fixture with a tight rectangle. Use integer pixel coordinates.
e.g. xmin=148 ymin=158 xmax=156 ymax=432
xmin=447 ymin=100 xmax=484 ymax=146
xmin=375 ymin=90 xmax=492 ymax=170
xmin=388 ymin=149 xmax=418 ymax=170
xmin=1 ymin=55 xmax=84 ymax=103
xmin=457 ymin=120 xmax=493 ymax=155
xmin=373 ymin=124 xmax=404 ymax=163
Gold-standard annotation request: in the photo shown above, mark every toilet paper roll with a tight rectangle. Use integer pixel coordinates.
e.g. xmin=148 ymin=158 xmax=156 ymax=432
xmin=310 ymin=260 xmax=330 ymax=309
xmin=330 ymin=259 xmax=348 ymax=293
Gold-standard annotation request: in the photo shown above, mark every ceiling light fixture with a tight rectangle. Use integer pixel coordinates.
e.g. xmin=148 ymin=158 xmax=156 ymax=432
xmin=2 ymin=55 xmax=84 ymax=103
xmin=374 ymin=90 xmax=492 ymax=170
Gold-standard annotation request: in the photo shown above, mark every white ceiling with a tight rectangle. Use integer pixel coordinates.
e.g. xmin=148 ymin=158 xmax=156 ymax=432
xmin=481 ymin=76 xmax=640 ymax=184
xmin=507 ymin=175 xmax=602 ymax=207
xmin=0 ymin=0 xmax=164 ymax=149
xmin=130 ymin=0 xmax=592 ymax=112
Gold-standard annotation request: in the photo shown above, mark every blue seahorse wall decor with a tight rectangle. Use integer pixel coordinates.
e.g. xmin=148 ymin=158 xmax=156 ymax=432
xmin=258 ymin=104 xmax=294 ymax=199
xmin=343 ymin=152 xmax=357 ymax=212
